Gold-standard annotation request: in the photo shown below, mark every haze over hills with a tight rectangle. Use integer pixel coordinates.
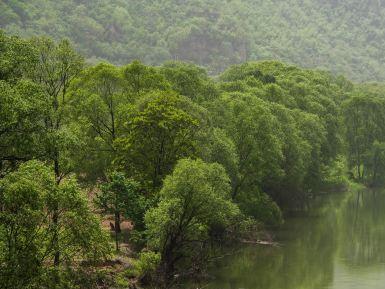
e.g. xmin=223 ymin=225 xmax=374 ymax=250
xmin=1 ymin=0 xmax=385 ymax=81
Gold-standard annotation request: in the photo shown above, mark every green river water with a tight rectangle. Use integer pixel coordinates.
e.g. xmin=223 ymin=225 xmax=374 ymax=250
xmin=186 ymin=190 xmax=385 ymax=289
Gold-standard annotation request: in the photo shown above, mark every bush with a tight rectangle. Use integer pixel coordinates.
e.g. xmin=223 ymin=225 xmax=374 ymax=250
xmin=236 ymin=191 xmax=283 ymax=227
xmin=321 ymin=155 xmax=349 ymax=192
xmin=123 ymin=251 xmax=161 ymax=283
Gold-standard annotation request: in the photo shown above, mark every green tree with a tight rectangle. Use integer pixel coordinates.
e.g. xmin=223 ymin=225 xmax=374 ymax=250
xmin=30 ymin=37 xmax=84 ymax=181
xmin=0 ymin=80 xmax=47 ymax=175
xmin=29 ymin=37 xmax=84 ymax=266
xmin=123 ymin=60 xmax=169 ymax=97
xmin=210 ymin=92 xmax=283 ymax=200
xmin=0 ymin=31 xmax=46 ymax=176
xmin=367 ymin=141 xmax=385 ymax=187
xmin=294 ymin=111 xmax=327 ymax=195
xmin=96 ymin=171 xmax=146 ymax=251
xmin=160 ymin=61 xmax=218 ymax=103
xmin=343 ymin=94 xmax=385 ymax=182
xmin=0 ymin=161 xmax=109 ymax=289
xmin=145 ymin=158 xmax=240 ymax=280
xmin=199 ymin=127 xmax=240 ymax=189
xmin=264 ymin=104 xmax=310 ymax=206
xmin=116 ymin=91 xmax=206 ymax=190
xmin=217 ymin=61 xmax=346 ymax=208
xmin=0 ymin=30 xmax=37 ymax=82
xmin=69 ymin=62 xmax=126 ymax=180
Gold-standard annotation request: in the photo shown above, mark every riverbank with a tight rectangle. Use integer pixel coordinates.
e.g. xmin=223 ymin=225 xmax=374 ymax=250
xmin=95 ymin=184 xmax=367 ymax=289
xmin=181 ymin=188 xmax=385 ymax=289
xmin=60 ymin=182 xmax=371 ymax=289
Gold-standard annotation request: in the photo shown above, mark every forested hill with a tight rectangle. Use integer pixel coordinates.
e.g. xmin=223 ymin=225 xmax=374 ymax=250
xmin=1 ymin=0 xmax=385 ymax=81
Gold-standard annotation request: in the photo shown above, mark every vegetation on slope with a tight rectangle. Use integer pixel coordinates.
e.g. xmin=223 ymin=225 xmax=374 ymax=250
xmin=2 ymin=0 xmax=385 ymax=80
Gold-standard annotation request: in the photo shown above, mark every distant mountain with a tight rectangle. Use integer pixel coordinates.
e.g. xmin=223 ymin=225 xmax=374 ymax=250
xmin=1 ymin=0 xmax=385 ymax=81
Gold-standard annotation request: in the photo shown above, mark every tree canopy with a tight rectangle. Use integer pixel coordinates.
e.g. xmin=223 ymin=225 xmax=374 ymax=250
xmin=1 ymin=30 xmax=384 ymax=288
xmin=2 ymin=1 xmax=385 ymax=80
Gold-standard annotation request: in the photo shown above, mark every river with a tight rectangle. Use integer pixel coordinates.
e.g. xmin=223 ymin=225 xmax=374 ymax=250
xmin=185 ymin=190 xmax=385 ymax=289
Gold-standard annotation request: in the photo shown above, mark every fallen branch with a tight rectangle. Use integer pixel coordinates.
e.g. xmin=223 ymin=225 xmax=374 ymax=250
xmin=241 ymin=239 xmax=280 ymax=247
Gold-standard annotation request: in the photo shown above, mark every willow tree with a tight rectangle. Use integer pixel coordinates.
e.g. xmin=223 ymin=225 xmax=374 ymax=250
xmin=343 ymin=92 xmax=385 ymax=185
xmin=116 ymin=91 xmax=207 ymax=190
xmin=145 ymin=158 xmax=240 ymax=280
xmin=69 ymin=62 xmax=126 ymax=180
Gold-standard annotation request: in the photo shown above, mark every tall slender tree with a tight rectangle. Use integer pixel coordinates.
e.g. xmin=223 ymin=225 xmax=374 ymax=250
xmin=30 ymin=37 xmax=84 ymax=266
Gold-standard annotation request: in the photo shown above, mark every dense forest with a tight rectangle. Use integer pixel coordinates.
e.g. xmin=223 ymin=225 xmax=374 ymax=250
xmin=1 ymin=28 xmax=385 ymax=289
xmin=2 ymin=0 xmax=385 ymax=80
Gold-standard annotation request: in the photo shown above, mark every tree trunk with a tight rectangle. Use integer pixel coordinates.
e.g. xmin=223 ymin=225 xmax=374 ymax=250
xmin=53 ymin=209 xmax=60 ymax=266
xmin=114 ymin=211 xmax=121 ymax=251
xmin=53 ymin=158 xmax=60 ymax=266
xmin=115 ymin=211 xmax=121 ymax=233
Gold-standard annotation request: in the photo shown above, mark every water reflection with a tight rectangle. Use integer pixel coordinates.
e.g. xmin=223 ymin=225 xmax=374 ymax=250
xmin=339 ymin=190 xmax=385 ymax=267
xmin=184 ymin=190 xmax=385 ymax=289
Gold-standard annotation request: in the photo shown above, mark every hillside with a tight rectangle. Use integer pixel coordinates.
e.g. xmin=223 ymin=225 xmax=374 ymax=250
xmin=1 ymin=0 xmax=385 ymax=80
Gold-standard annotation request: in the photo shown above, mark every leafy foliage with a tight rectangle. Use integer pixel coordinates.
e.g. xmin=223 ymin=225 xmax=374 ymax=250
xmin=2 ymin=1 xmax=385 ymax=80
xmin=96 ymin=171 xmax=147 ymax=251
xmin=97 ymin=172 xmax=146 ymax=229
xmin=2 ymin=29 xmax=383 ymax=287
xmin=343 ymin=86 xmax=385 ymax=187
xmin=0 ymin=161 xmax=109 ymax=289
xmin=145 ymin=158 xmax=240 ymax=279
xmin=116 ymin=90 xmax=205 ymax=189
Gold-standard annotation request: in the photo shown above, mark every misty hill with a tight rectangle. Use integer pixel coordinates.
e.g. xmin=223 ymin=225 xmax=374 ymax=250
xmin=1 ymin=0 xmax=385 ymax=81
